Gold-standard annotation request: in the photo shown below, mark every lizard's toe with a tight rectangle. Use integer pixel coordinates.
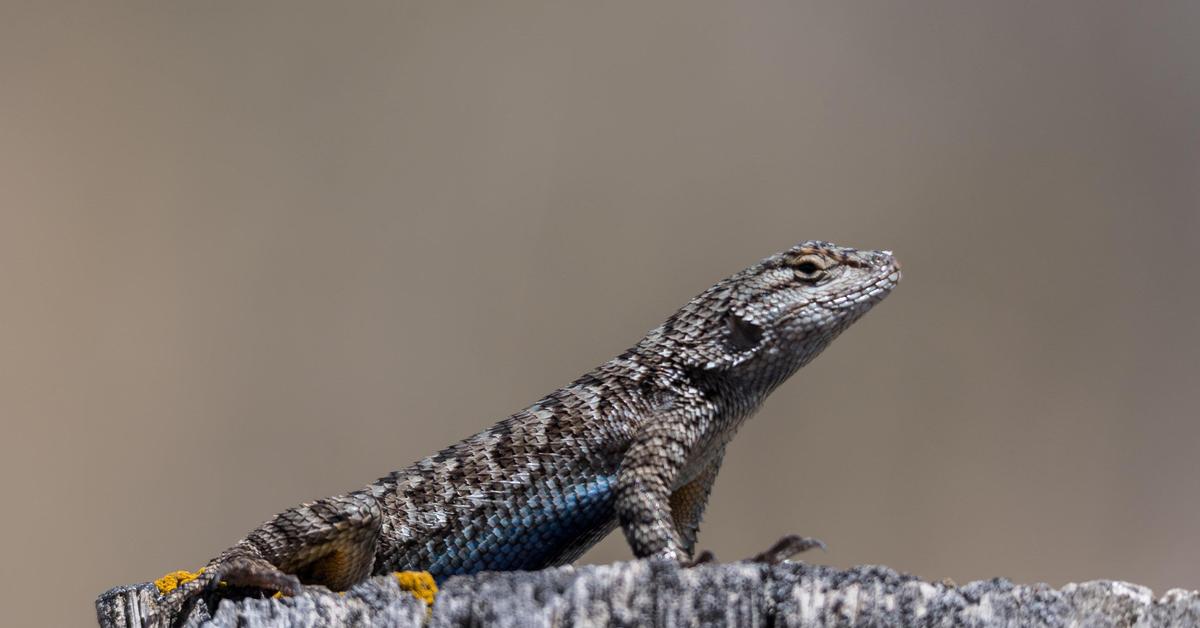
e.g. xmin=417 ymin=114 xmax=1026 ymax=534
xmin=747 ymin=534 xmax=826 ymax=564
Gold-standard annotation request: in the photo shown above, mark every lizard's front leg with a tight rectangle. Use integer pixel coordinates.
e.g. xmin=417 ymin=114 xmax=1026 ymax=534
xmin=668 ymin=448 xmax=724 ymax=561
xmin=615 ymin=413 xmax=824 ymax=566
xmin=615 ymin=410 xmax=705 ymax=561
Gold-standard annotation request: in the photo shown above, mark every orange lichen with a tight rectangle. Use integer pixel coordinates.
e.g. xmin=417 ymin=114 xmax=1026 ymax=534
xmin=393 ymin=571 xmax=438 ymax=606
xmin=154 ymin=568 xmax=205 ymax=595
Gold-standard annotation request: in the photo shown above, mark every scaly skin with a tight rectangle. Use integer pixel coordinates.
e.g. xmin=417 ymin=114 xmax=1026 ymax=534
xmin=152 ymin=241 xmax=900 ymax=624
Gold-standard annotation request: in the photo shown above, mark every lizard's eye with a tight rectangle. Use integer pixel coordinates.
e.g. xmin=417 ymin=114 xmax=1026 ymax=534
xmin=790 ymin=255 xmax=828 ymax=282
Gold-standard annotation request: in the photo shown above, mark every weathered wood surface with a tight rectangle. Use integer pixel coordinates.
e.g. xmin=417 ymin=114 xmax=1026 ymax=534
xmin=97 ymin=560 xmax=1200 ymax=627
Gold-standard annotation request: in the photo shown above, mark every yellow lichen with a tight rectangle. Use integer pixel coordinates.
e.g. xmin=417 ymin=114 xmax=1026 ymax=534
xmin=393 ymin=571 xmax=438 ymax=607
xmin=154 ymin=568 xmax=205 ymax=595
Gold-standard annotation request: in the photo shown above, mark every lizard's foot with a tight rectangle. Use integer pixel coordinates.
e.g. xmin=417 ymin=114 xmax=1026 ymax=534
xmin=682 ymin=535 xmax=823 ymax=567
xmin=746 ymin=534 xmax=826 ymax=564
xmin=204 ymin=555 xmax=303 ymax=596
xmin=392 ymin=571 xmax=438 ymax=606
xmin=149 ymin=559 xmax=302 ymax=627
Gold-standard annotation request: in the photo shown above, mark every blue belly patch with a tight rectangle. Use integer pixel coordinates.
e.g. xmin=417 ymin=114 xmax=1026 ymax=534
xmin=424 ymin=473 xmax=616 ymax=578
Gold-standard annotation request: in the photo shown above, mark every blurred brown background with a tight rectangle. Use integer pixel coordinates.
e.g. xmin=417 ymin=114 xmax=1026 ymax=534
xmin=3 ymin=2 xmax=1198 ymax=625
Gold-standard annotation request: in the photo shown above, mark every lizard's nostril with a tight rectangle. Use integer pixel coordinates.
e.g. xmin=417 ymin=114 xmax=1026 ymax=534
xmin=876 ymin=250 xmax=899 ymax=271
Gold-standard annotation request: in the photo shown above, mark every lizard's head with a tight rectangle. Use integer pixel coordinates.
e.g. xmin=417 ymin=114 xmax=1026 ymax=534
xmin=648 ymin=241 xmax=900 ymax=390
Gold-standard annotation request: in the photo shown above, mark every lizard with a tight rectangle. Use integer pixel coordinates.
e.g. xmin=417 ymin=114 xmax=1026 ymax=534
xmin=149 ymin=240 xmax=900 ymax=624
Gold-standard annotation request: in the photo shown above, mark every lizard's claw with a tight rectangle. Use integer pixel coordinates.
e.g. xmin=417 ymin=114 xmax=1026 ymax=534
xmin=746 ymin=534 xmax=826 ymax=565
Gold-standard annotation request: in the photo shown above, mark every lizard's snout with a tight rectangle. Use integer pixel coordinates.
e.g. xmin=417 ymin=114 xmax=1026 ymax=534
xmin=881 ymin=250 xmax=901 ymax=277
xmin=873 ymin=249 xmax=899 ymax=270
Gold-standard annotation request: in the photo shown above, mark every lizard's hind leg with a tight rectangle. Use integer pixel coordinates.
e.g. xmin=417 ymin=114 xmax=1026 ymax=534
xmin=154 ymin=491 xmax=383 ymax=622
xmin=237 ymin=491 xmax=384 ymax=591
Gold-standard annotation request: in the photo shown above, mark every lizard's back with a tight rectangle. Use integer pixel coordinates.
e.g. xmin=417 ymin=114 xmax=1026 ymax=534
xmin=371 ymin=361 xmax=658 ymax=577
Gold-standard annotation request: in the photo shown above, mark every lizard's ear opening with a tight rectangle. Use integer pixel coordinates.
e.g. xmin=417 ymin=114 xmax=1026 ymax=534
xmin=724 ymin=313 xmax=763 ymax=352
